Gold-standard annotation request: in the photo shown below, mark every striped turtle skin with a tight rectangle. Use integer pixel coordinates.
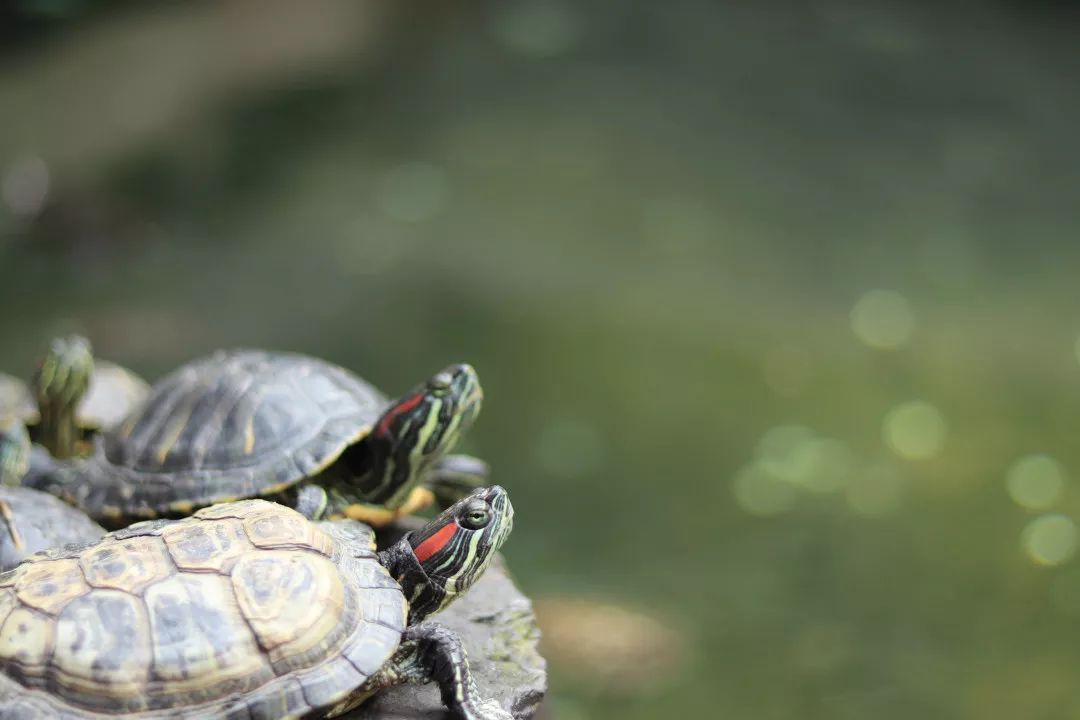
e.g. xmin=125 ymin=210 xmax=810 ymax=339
xmin=29 ymin=349 xmax=485 ymax=527
xmin=0 ymin=487 xmax=514 ymax=720
xmin=0 ymin=335 xmax=150 ymax=460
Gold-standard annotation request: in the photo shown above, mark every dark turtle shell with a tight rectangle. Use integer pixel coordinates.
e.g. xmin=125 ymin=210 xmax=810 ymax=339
xmin=0 ymin=485 xmax=105 ymax=571
xmin=65 ymin=350 xmax=387 ymax=522
xmin=0 ymin=499 xmax=407 ymax=719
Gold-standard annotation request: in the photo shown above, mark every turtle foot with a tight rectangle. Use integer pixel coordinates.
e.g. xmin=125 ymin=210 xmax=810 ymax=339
xmin=343 ymin=487 xmax=435 ymax=528
xmin=462 ymin=698 xmax=513 ymax=720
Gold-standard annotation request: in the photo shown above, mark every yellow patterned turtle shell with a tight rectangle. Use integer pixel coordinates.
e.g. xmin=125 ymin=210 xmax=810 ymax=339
xmin=0 ymin=499 xmax=407 ymax=719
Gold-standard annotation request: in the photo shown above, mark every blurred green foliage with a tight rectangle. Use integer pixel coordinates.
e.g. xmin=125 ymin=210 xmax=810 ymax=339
xmin=2 ymin=1 xmax=1080 ymax=718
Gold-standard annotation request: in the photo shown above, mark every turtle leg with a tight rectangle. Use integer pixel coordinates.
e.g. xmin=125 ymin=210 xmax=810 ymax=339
xmin=342 ymin=487 xmax=435 ymax=528
xmin=290 ymin=484 xmax=330 ymax=520
xmin=365 ymin=622 xmax=512 ymax=720
xmin=426 ymin=454 xmax=490 ymax=510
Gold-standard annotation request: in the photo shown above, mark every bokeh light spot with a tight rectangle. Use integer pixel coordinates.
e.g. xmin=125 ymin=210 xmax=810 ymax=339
xmin=376 ymin=162 xmax=448 ymax=223
xmin=1006 ymin=455 xmax=1066 ymax=511
xmin=850 ymin=289 xmax=915 ymax=349
xmin=1021 ymin=514 xmax=1078 ymax=567
xmin=882 ymin=401 xmax=947 ymax=460
xmin=755 ymin=424 xmax=816 ymax=462
xmin=751 ymin=426 xmax=852 ymax=496
xmin=787 ymin=437 xmax=853 ymax=494
xmin=732 ymin=462 xmax=798 ymax=517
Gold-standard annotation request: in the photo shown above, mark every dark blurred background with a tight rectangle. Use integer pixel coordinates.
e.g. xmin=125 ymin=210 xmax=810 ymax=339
xmin=2 ymin=1 xmax=1080 ymax=718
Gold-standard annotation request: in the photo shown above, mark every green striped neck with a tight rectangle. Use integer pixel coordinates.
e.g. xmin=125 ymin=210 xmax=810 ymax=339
xmin=34 ymin=335 xmax=93 ymax=460
xmin=347 ymin=364 xmax=482 ymax=509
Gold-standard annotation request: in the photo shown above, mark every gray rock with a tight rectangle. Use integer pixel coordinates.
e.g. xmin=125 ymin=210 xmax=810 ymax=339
xmin=341 ymin=526 xmax=547 ymax=719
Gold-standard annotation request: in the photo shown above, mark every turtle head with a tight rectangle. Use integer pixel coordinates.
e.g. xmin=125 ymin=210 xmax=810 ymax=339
xmin=380 ymin=485 xmax=513 ymax=623
xmin=0 ymin=417 xmax=31 ymax=487
xmin=351 ymin=364 xmax=483 ymax=507
xmin=33 ymin=334 xmax=93 ymax=459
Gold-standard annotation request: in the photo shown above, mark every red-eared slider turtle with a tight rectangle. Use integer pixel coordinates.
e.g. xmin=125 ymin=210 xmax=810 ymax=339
xmin=0 ymin=485 xmax=514 ymax=719
xmin=0 ymin=335 xmax=149 ymax=459
xmin=27 ymin=350 xmax=487 ymax=528
xmin=0 ymin=418 xmax=105 ymax=571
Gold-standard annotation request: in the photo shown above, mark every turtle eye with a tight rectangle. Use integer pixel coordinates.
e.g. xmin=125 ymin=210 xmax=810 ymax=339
xmin=460 ymin=501 xmax=491 ymax=530
xmin=428 ymin=372 xmax=453 ymax=397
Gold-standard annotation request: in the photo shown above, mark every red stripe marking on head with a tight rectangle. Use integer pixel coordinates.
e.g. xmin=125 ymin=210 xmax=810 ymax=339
xmin=413 ymin=522 xmax=458 ymax=563
xmin=377 ymin=392 xmax=425 ymax=437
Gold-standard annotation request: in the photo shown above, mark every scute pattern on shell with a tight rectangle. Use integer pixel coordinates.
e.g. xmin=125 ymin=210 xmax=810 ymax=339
xmin=0 ymin=500 xmax=407 ymax=719
xmin=58 ymin=351 xmax=388 ymax=520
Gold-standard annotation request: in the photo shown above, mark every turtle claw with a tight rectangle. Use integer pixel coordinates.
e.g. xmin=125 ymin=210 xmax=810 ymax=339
xmin=468 ymin=698 xmax=513 ymax=720
xmin=0 ymin=500 xmax=24 ymax=550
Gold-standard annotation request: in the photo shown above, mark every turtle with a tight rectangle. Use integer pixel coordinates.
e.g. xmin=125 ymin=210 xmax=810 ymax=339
xmin=0 ymin=485 xmax=515 ymax=720
xmin=0 ymin=335 xmax=150 ymax=460
xmin=25 ymin=349 xmax=489 ymax=529
xmin=0 ymin=418 xmax=106 ymax=571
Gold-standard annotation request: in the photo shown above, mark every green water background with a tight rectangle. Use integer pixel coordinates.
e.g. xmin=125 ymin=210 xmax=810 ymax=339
xmin=2 ymin=2 xmax=1080 ymax=718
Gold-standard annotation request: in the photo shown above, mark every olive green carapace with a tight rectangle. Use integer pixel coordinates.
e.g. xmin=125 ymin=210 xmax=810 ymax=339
xmin=61 ymin=350 xmax=388 ymax=522
xmin=0 ymin=500 xmax=407 ymax=719
xmin=35 ymin=350 xmax=485 ymax=527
